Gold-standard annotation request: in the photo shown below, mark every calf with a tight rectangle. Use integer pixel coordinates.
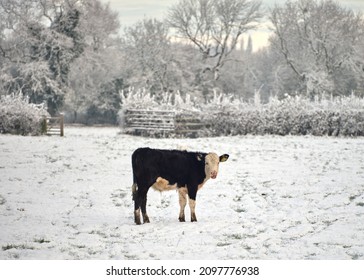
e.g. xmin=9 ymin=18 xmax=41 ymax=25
xmin=131 ymin=147 xmax=229 ymax=224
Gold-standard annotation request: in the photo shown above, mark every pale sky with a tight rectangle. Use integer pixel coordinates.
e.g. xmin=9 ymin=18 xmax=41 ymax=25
xmin=99 ymin=0 xmax=364 ymax=51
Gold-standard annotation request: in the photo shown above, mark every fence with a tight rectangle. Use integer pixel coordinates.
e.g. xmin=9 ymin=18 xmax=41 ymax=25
xmin=43 ymin=114 xmax=64 ymax=136
xmin=174 ymin=111 xmax=205 ymax=137
xmin=123 ymin=109 xmax=203 ymax=137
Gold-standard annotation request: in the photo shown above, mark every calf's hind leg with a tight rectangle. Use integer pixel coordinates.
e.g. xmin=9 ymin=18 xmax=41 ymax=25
xmin=133 ymin=197 xmax=149 ymax=224
xmin=132 ymin=183 xmax=150 ymax=224
xmin=141 ymin=194 xmax=150 ymax=223
xmin=132 ymin=183 xmax=142 ymax=225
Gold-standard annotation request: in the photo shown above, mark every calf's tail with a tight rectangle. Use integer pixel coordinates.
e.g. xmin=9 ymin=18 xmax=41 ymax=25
xmin=132 ymin=183 xmax=138 ymax=201
xmin=131 ymin=149 xmax=139 ymax=202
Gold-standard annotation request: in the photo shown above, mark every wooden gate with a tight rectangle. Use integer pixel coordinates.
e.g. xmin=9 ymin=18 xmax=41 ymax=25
xmin=43 ymin=114 xmax=64 ymax=136
xmin=174 ymin=112 xmax=205 ymax=137
xmin=122 ymin=109 xmax=203 ymax=137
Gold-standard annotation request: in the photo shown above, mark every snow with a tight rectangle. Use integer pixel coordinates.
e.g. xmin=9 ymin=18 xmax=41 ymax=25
xmin=0 ymin=127 xmax=364 ymax=260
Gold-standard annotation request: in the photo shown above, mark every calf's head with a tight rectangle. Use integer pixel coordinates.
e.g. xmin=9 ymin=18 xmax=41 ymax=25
xmin=198 ymin=153 xmax=229 ymax=179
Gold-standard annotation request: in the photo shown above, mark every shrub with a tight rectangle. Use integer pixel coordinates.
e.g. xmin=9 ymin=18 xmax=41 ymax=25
xmin=203 ymin=94 xmax=364 ymax=137
xmin=0 ymin=93 xmax=49 ymax=136
xmin=120 ymin=88 xmax=364 ymax=137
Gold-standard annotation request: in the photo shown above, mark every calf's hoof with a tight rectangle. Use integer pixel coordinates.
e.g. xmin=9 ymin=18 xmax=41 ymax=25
xmin=179 ymin=217 xmax=186 ymax=222
xmin=143 ymin=214 xmax=150 ymax=223
xmin=134 ymin=211 xmax=141 ymax=225
xmin=135 ymin=217 xmax=141 ymax=225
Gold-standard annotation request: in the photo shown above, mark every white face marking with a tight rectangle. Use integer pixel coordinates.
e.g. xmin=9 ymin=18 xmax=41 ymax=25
xmin=205 ymin=153 xmax=220 ymax=180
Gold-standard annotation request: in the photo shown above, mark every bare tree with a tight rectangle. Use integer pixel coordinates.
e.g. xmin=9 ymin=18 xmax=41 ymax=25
xmin=122 ymin=18 xmax=177 ymax=93
xmin=270 ymin=0 xmax=364 ymax=96
xmin=167 ymin=0 xmax=262 ymax=80
xmin=66 ymin=0 xmax=123 ymax=123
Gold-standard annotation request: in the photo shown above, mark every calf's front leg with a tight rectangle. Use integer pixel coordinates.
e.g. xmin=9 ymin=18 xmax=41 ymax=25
xmin=189 ymin=199 xmax=197 ymax=222
xmin=188 ymin=187 xmax=198 ymax=222
xmin=178 ymin=187 xmax=188 ymax=222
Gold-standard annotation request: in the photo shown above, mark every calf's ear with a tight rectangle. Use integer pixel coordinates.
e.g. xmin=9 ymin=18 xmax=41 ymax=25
xmin=196 ymin=153 xmax=204 ymax=161
xmin=219 ymin=154 xmax=229 ymax=162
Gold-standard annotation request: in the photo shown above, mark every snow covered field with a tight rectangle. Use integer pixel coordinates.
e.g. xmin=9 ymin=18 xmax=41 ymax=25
xmin=1 ymin=127 xmax=364 ymax=260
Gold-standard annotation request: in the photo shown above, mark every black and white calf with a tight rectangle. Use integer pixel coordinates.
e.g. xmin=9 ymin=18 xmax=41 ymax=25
xmin=131 ymin=147 xmax=229 ymax=224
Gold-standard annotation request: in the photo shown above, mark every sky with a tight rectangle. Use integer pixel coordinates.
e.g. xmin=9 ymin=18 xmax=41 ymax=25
xmin=99 ymin=0 xmax=364 ymax=51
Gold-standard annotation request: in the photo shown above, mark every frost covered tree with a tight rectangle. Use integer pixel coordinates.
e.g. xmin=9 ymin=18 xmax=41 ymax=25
xmin=0 ymin=0 xmax=122 ymax=121
xmin=269 ymin=0 xmax=364 ymax=96
xmin=121 ymin=18 xmax=179 ymax=94
xmin=246 ymin=35 xmax=253 ymax=54
xmin=0 ymin=0 xmax=84 ymax=115
xmin=66 ymin=0 xmax=123 ymax=124
xmin=167 ymin=0 xmax=262 ymax=82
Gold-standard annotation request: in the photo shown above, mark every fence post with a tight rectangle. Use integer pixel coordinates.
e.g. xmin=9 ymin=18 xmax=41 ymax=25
xmin=60 ymin=114 xmax=64 ymax=137
xmin=42 ymin=116 xmax=48 ymax=134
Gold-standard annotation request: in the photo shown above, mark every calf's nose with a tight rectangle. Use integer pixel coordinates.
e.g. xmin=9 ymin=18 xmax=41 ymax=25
xmin=211 ymin=171 xmax=217 ymax=179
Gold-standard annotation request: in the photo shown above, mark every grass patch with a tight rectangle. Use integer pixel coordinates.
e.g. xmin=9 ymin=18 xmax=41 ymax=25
xmin=228 ymin=234 xmax=244 ymax=240
xmin=33 ymin=238 xmax=51 ymax=244
xmin=2 ymin=243 xmax=35 ymax=251
xmin=0 ymin=195 xmax=6 ymax=205
xmin=217 ymin=242 xmax=232 ymax=247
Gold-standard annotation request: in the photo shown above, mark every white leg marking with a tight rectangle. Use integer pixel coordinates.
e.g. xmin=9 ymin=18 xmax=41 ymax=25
xmin=178 ymin=187 xmax=188 ymax=222
xmin=189 ymin=199 xmax=197 ymax=222
xmin=134 ymin=208 xmax=141 ymax=225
